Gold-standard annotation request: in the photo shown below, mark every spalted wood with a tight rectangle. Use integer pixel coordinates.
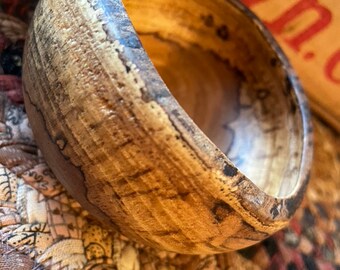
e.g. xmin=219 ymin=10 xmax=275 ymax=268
xmin=22 ymin=0 xmax=312 ymax=254
xmin=244 ymin=0 xmax=340 ymax=133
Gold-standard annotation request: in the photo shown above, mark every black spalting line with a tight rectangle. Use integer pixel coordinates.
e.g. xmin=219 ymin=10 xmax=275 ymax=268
xmin=135 ymin=30 xmax=248 ymax=170
xmin=116 ymin=138 xmax=134 ymax=150
xmin=290 ymin=100 xmax=297 ymax=114
xmin=85 ymin=2 xmax=292 ymax=232
xmin=166 ymin=116 xmax=213 ymax=170
xmin=223 ymin=162 xmax=238 ymax=177
xmin=225 ymin=235 xmax=260 ymax=242
xmin=229 ymin=0 xmax=312 ymax=225
xmin=216 ymin=25 xmax=229 ymax=41
xmin=233 ymin=175 xmax=246 ymax=187
xmin=23 ymin=28 xmax=119 ymax=230
xmin=114 ymin=168 xmax=154 ymax=187
xmin=166 ymin=191 xmax=190 ymax=201
xmin=125 ymin=64 xmax=131 ymax=73
xmin=137 ymin=31 xmax=246 ymax=84
xmin=283 ymin=75 xmax=293 ymax=97
xmin=204 ymin=241 xmax=233 ymax=253
xmin=270 ymin=57 xmax=279 ymax=67
xmin=127 ymin=168 xmax=153 ymax=180
xmin=135 ymin=31 xmax=246 ymax=165
xmin=80 ymin=7 xmax=210 ymax=213
xmin=200 ymin=13 xmax=229 ymax=41
xmin=23 ymin=85 xmax=118 ymax=229
xmin=86 ymin=1 xmax=214 ymax=173
xmin=269 ymin=200 xmax=281 ymax=219
xmin=211 ymin=200 xmax=233 ymax=223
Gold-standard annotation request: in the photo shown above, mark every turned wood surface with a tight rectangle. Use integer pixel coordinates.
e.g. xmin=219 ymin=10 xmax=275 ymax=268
xmin=22 ymin=0 xmax=312 ymax=254
xmin=245 ymin=0 xmax=340 ymax=133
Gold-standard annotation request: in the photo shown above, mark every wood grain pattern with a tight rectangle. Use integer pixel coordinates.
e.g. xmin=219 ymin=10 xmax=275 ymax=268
xmin=244 ymin=0 xmax=340 ymax=133
xmin=22 ymin=0 xmax=312 ymax=254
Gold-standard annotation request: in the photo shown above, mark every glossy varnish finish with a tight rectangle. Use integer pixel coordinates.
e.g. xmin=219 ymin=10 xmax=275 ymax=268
xmin=22 ymin=0 xmax=312 ymax=254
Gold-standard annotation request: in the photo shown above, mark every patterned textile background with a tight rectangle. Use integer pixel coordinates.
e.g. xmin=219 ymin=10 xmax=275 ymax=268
xmin=0 ymin=1 xmax=339 ymax=270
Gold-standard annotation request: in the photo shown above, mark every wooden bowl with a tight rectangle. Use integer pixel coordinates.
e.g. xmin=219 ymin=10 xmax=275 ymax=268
xmin=22 ymin=0 xmax=313 ymax=254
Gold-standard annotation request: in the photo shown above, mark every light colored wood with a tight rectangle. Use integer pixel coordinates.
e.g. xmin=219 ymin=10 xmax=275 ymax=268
xmin=245 ymin=0 xmax=340 ymax=132
xmin=22 ymin=0 xmax=312 ymax=254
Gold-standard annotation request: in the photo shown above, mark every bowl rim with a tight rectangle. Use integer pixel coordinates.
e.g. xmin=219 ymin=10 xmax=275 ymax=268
xmin=118 ymin=0 xmax=314 ymax=223
xmin=23 ymin=0 xmax=314 ymax=253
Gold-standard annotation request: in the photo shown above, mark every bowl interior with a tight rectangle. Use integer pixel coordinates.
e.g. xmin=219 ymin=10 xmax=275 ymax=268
xmin=123 ymin=0 xmax=304 ymax=197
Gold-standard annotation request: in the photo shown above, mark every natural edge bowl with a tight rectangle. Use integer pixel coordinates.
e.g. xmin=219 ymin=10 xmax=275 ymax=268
xmin=22 ymin=0 xmax=313 ymax=254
